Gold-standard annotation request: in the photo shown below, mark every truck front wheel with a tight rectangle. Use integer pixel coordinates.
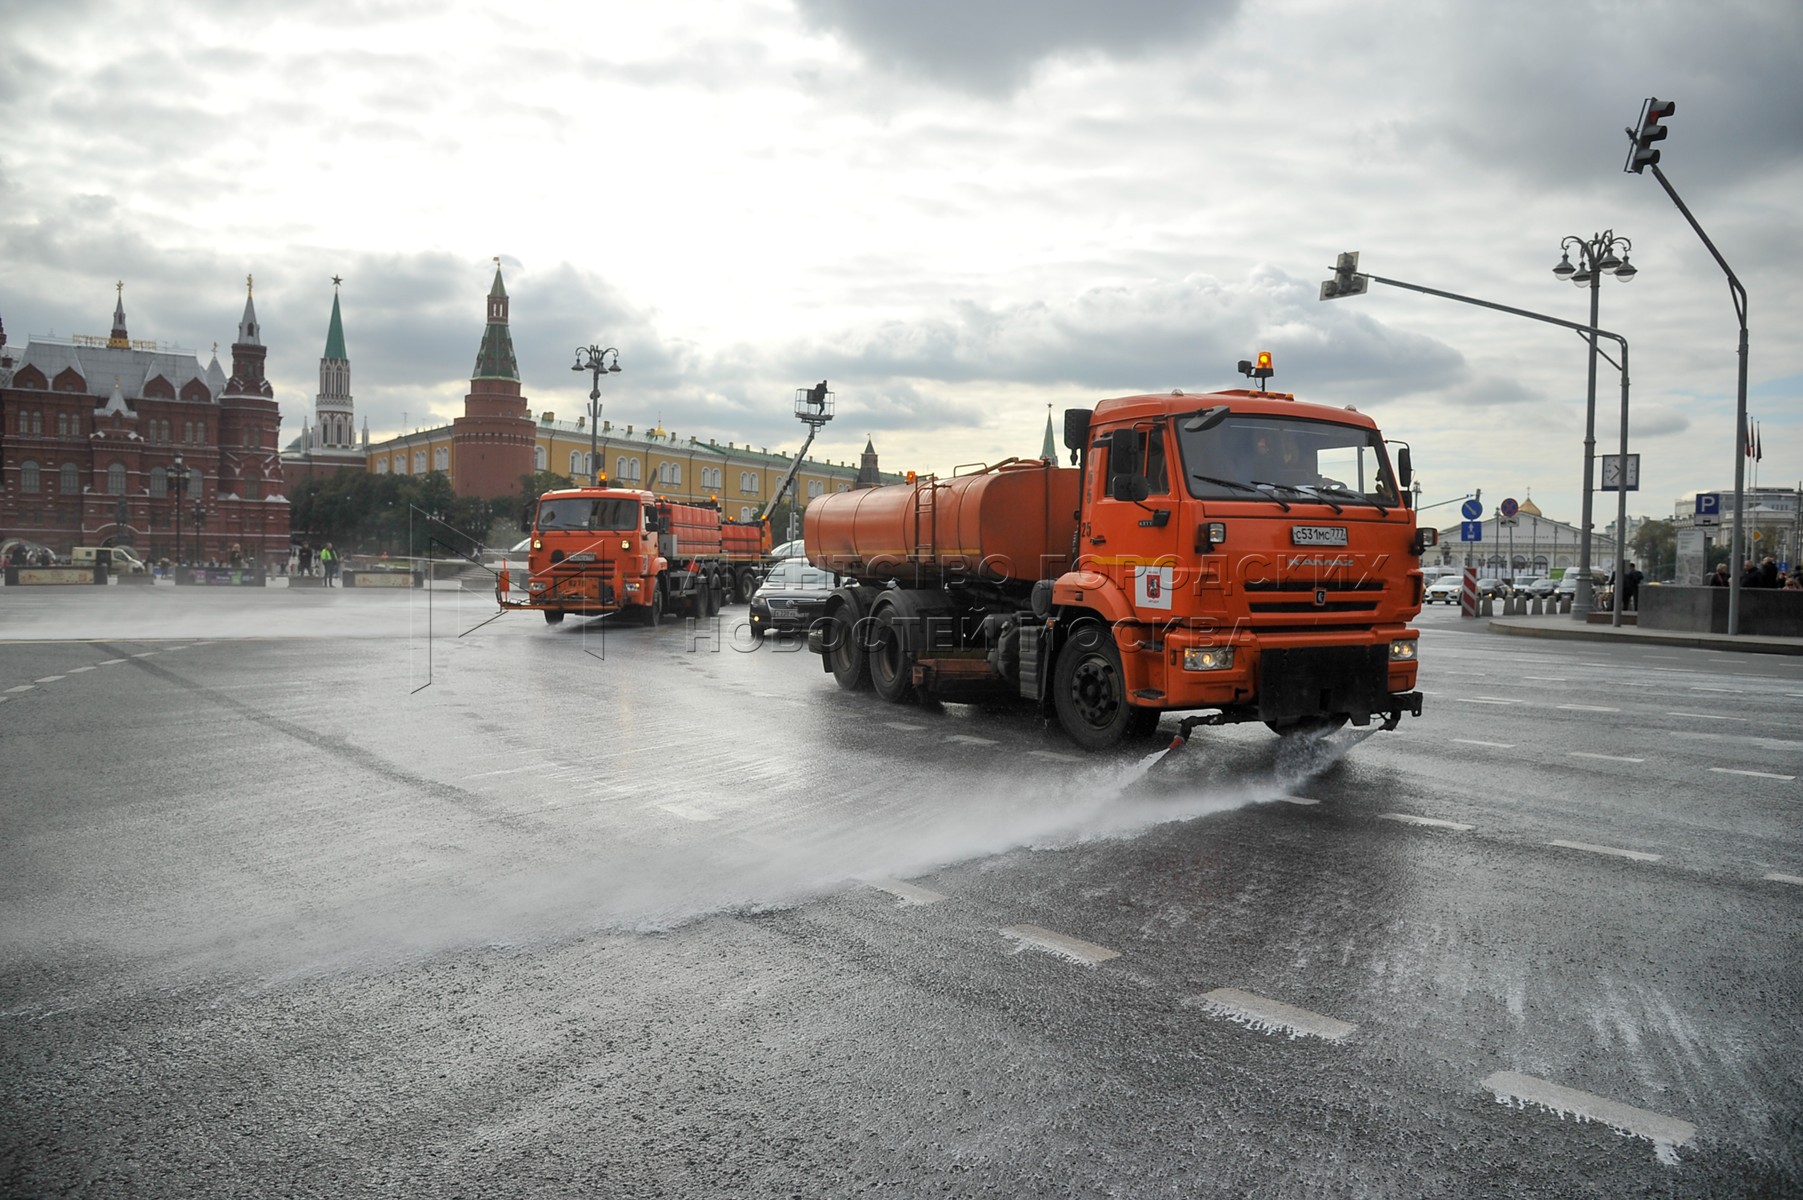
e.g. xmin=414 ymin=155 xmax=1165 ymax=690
xmin=643 ymin=585 xmax=665 ymax=627
xmin=544 ymin=609 xmax=565 ymax=625
xmin=1053 ymin=624 xmax=1137 ymax=751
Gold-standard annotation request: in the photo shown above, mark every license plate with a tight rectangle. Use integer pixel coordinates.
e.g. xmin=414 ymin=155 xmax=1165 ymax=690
xmin=1292 ymin=525 xmax=1348 ymax=546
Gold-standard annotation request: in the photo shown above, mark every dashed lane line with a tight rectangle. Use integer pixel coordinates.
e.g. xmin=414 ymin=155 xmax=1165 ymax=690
xmin=67 ymin=666 xmax=95 ymax=673
xmin=1710 ymin=767 xmax=1796 ymax=782
xmin=1196 ymin=988 xmax=1357 ymax=1042
xmin=945 ymin=734 xmax=999 ymax=746
xmin=1379 ymin=813 xmax=1474 ymax=831
xmin=1452 ymin=738 xmax=1515 ymax=749
xmin=862 ymin=878 xmax=947 ymax=906
xmin=1765 ymin=873 xmax=1803 ymax=886
xmin=5 ymin=685 xmax=34 ymax=694
xmin=1569 ymin=751 xmax=1644 ymax=763
xmin=1522 ymin=675 xmax=1568 ymax=681
xmin=1278 ymin=796 xmax=1320 ymax=806
xmin=1558 ymin=704 xmax=1620 ymax=713
xmin=999 ymin=924 xmax=1119 ymax=965
xmin=1666 ymin=711 xmax=1746 ymax=722
xmin=1481 ymin=1070 xmax=1695 ymax=1166
xmin=33 ymin=675 xmax=65 ymax=683
xmin=1456 ymin=697 xmax=1523 ymax=705
xmin=1549 ymin=840 xmax=1662 ymax=863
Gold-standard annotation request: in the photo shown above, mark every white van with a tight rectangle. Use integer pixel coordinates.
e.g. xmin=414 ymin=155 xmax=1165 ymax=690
xmin=72 ymin=546 xmax=148 ymax=573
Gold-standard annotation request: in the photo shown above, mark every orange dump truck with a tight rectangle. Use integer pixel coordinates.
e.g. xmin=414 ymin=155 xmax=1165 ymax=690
xmin=501 ymin=486 xmax=769 ymax=625
xmin=803 ymin=363 xmax=1434 ymax=749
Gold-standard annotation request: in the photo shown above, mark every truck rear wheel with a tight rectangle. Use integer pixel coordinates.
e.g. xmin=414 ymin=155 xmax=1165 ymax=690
xmin=1053 ymin=624 xmax=1136 ymax=751
xmin=826 ymin=611 xmax=871 ymax=691
xmin=868 ymin=606 xmax=916 ymax=703
xmin=543 ymin=609 xmax=565 ymax=625
xmin=736 ymin=567 xmax=759 ymax=605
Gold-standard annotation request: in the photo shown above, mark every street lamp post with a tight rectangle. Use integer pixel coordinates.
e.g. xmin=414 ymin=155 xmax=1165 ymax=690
xmin=192 ymin=500 xmax=207 ymax=564
xmin=571 ymin=345 xmax=621 ymax=486
xmin=171 ymin=452 xmax=187 ymax=571
xmin=1553 ymin=230 xmax=1637 ymax=620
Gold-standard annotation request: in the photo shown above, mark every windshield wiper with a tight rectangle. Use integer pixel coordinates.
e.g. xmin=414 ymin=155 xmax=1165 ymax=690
xmin=1245 ymin=480 xmax=1296 ymax=512
xmin=1191 ymin=473 xmax=1261 ymax=495
xmin=1310 ymin=481 xmax=1388 ymax=516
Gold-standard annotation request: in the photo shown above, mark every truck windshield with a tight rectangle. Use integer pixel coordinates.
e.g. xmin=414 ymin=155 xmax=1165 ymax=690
xmin=537 ymin=497 xmax=641 ymax=531
xmin=1176 ymin=415 xmax=1398 ymax=508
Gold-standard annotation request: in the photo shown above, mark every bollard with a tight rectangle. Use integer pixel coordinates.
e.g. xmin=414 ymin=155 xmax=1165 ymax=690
xmin=1480 ymin=596 xmax=1493 ymax=617
xmin=1559 ymin=595 xmax=1572 ymax=614
xmin=1531 ymin=596 xmax=1543 ymax=615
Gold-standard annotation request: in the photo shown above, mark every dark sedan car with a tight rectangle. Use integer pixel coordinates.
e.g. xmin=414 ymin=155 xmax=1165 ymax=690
xmin=748 ymin=560 xmax=838 ymax=641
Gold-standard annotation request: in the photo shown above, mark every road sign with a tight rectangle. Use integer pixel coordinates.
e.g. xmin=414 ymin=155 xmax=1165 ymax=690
xmin=1600 ymin=453 xmax=1640 ymax=492
xmin=1500 ymin=497 xmax=1519 ymax=518
xmin=1460 ymin=499 xmax=1482 ymax=521
xmin=1460 ymin=521 xmax=1483 ymax=542
xmin=1694 ymin=492 xmax=1721 ymax=528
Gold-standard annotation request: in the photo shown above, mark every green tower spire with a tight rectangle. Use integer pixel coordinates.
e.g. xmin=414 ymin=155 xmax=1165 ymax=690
xmin=472 ymin=261 xmax=519 ymax=381
xmin=324 ymin=280 xmax=348 ymax=360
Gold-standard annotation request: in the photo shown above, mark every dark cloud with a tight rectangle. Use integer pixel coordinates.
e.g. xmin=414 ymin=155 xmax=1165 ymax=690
xmin=793 ymin=0 xmax=1241 ymax=97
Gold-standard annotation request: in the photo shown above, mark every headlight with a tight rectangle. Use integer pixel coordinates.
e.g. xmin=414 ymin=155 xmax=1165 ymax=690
xmin=1182 ymin=646 xmax=1235 ymax=671
xmin=1390 ymin=639 xmax=1417 ymax=661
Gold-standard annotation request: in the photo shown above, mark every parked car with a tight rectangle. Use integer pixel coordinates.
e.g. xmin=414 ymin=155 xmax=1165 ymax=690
xmin=748 ymin=560 xmax=838 ymax=641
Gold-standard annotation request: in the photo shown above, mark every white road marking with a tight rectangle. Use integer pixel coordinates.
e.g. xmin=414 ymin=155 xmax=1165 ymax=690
xmin=1764 ymin=873 xmax=1803 ymax=886
xmin=464 ymin=764 xmax=544 ymax=779
xmin=1379 ymin=813 xmax=1474 ymax=831
xmin=1523 ymin=675 xmax=1568 ymax=681
xmin=884 ymin=722 xmax=925 ymax=731
xmin=945 ymin=734 xmax=999 ymax=746
xmin=129 ymin=652 xmax=157 ymax=658
xmin=1278 ymin=796 xmax=1320 ymax=806
xmin=33 ymin=676 xmax=64 ymax=683
xmin=1558 ymin=704 xmax=1620 ymax=713
xmin=1688 ymin=686 xmax=1735 ymax=693
xmin=98 ymin=659 xmax=125 ymax=666
xmin=1456 ymin=697 xmax=1522 ymax=706
xmin=5 ymin=685 xmax=35 ymax=694
xmin=1665 ymin=711 xmax=1746 ymax=722
xmin=1452 ymin=738 xmax=1515 ymax=749
xmin=1710 ymin=767 xmax=1796 ymax=781
xmin=1549 ymin=840 xmax=1662 ymax=863
xmin=1196 ymin=988 xmax=1356 ymax=1041
xmin=1569 ymin=751 xmax=1644 ymax=763
xmin=656 ymin=802 xmax=717 ymax=822
xmin=1481 ymin=1070 xmax=1695 ymax=1166
xmin=67 ymin=666 xmax=96 ymax=673
xmin=999 ymin=924 xmax=1119 ymax=965
xmin=862 ymin=877 xmax=947 ymax=905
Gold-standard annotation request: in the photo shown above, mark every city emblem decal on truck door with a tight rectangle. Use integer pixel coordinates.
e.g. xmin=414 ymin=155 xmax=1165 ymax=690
xmin=1133 ymin=564 xmax=1174 ymax=611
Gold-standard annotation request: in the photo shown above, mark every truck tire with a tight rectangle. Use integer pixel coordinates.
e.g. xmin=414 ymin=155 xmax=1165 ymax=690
xmin=544 ymin=609 xmax=565 ymax=625
xmin=867 ymin=604 xmax=916 ymax=703
xmin=825 ymin=612 xmax=871 ymax=691
xmin=1053 ymin=624 xmax=1137 ymax=751
xmin=736 ymin=567 xmax=759 ymax=605
xmin=644 ymin=585 xmax=665 ymax=627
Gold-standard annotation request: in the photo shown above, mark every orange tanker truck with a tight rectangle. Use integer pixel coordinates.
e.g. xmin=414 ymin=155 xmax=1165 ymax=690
xmin=802 ymin=356 xmax=1435 ymax=750
xmin=500 ymin=486 xmax=770 ymax=625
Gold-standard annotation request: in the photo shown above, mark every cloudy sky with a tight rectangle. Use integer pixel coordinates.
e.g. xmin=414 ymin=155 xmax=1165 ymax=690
xmin=3 ymin=0 xmax=1799 ymax=525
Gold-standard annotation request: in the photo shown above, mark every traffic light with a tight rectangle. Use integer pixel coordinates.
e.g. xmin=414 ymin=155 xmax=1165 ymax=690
xmin=1319 ymin=251 xmax=1367 ymax=300
xmin=1624 ymin=97 xmax=1675 ymax=174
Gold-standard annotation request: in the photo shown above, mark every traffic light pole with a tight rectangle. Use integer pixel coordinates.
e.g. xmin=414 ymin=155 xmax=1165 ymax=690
xmin=1323 ymin=265 xmax=1632 ymax=625
xmin=1644 ymin=162 xmax=1750 ymax=635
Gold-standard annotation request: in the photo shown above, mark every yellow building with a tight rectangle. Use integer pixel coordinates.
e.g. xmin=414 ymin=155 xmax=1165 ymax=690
xmin=368 ymin=412 xmax=895 ymax=523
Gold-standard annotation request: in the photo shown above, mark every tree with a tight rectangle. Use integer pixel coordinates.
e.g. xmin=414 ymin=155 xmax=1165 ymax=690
xmin=1630 ymin=518 xmax=1675 ymax=580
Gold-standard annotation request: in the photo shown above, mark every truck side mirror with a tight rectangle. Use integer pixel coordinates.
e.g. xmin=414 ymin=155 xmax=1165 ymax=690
xmin=1396 ymin=446 xmax=1412 ymax=489
xmin=1063 ymin=409 xmax=1092 ymax=453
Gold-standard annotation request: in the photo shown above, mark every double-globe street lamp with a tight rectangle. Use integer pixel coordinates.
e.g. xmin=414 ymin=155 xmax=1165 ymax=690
xmin=1553 ymin=230 xmax=1637 ymax=619
xmin=170 ymin=451 xmax=190 ymax=571
xmin=571 ymin=346 xmax=621 ymax=486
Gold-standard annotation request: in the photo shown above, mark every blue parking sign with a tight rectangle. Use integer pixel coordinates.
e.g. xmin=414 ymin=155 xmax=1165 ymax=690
xmin=1460 ymin=521 xmax=1483 ymax=542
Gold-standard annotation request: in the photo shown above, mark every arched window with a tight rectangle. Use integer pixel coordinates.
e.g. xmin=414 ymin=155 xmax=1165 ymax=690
xmin=62 ymin=463 xmax=80 ymax=495
xmin=188 ymin=468 xmax=203 ymax=498
xmin=740 ymin=506 xmax=753 ymax=521
xmin=20 ymin=460 xmax=39 ymax=492
xmin=434 ymin=446 xmax=449 ymax=472
xmin=412 ymin=450 xmax=426 ymax=474
xmin=571 ymin=451 xmax=584 ymax=475
xmin=807 ymin=480 xmax=824 ymax=499
xmin=56 ymin=412 xmax=70 ymax=437
xmin=150 ymin=467 xmax=168 ymax=498
xmin=533 ymin=445 xmax=546 ymax=471
xmin=107 ymin=463 xmax=126 ymax=495
xmin=244 ymin=471 xmax=261 ymax=501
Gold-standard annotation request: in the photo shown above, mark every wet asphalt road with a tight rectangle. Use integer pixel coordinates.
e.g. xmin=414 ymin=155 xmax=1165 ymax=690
xmin=2 ymin=587 xmax=1800 ymax=1198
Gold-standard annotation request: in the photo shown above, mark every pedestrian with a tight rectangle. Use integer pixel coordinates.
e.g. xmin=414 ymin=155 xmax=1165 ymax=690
xmin=300 ymin=543 xmax=314 ymax=576
xmin=1759 ymin=556 xmax=1779 ymax=589
xmin=1623 ymin=561 xmax=1643 ymax=611
xmin=1707 ymin=563 xmax=1730 ymax=587
xmin=1740 ymin=560 xmax=1761 ymax=589
xmin=320 ymin=542 xmax=338 ymax=587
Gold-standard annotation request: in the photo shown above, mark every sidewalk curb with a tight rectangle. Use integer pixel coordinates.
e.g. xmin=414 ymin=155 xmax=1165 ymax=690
xmin=1486 ymin=617 xmax=1803 ymax=656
